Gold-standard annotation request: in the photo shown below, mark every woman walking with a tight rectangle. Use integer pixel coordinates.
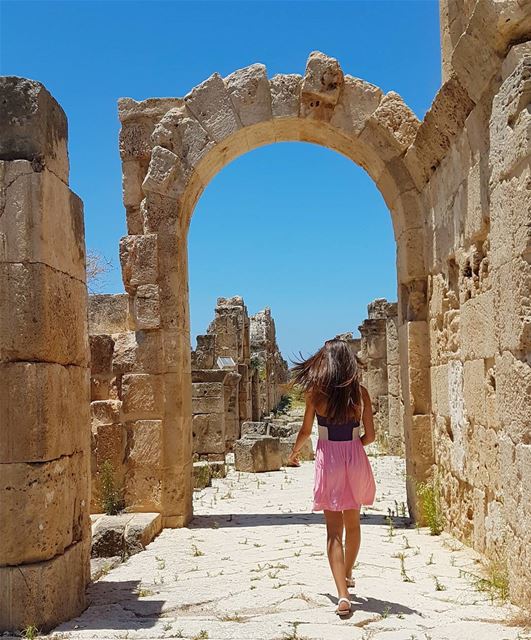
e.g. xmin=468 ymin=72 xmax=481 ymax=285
xmin=287 ymin=338 xmax=377 ymax=617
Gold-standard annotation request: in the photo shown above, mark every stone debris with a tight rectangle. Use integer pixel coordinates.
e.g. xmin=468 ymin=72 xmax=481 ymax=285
xmin=234 ymin=435 xmax=282 ymax=473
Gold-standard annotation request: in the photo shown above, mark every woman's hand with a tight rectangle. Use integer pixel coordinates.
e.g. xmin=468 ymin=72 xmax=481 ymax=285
xmin=287 ymin=449 xmax=301 ymax=467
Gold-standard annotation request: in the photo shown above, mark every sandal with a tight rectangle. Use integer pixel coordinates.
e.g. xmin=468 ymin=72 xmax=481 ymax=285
xmin=335 ymin=597 xmax=351 ymax=617
xmin=346 ymin=576 xmax=356 ymax=588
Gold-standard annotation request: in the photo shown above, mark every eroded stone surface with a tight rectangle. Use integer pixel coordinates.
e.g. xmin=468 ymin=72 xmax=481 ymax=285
xmin=52 ymin=446 xmax=527 ymax=640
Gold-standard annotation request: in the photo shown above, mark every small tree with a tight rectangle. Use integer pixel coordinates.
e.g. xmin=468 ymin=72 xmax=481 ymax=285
xmin=86 ymin=248 xmax=113 ymax=294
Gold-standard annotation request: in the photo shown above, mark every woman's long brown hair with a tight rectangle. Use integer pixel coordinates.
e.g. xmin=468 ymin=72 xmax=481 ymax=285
xmin=290 ymin=338 xmax=362 ymax=424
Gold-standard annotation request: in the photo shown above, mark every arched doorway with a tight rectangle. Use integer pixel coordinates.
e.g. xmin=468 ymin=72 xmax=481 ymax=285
xmin=118 ymin=51 xmax=433 ymax=527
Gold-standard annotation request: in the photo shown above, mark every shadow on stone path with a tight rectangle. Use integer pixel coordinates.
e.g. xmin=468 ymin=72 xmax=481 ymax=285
xmin=49 ymin=443 xmax=528 ymax=640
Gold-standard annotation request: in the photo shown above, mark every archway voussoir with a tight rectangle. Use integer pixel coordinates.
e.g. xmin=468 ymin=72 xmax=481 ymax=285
xmin=142 ymin=145 xmax=186 ymax=200
xmin=183 ymin=72 xmax=242 ymax=144
xmin=151 ymin=106 xmax=216 ymax=175
xmin=224 ymin=63 xmax=273 ymax=127
xmin=329 ymin=74 xmax=383 ymax=137
xmin=270 ymin=73 xmax=302 ymax=119
xmin=359 ymin=91 xmax=421 ymax=162
xmin=300 ymin=50 xmax=344 ymax=122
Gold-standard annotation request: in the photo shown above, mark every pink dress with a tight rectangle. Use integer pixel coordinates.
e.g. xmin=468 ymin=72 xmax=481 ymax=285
xmin=312 ymin=399 xmax=376 ymax=512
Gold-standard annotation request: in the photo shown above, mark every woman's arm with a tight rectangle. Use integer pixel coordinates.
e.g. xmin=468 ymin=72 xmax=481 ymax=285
xmin=287 ymin=393 xmax=315 ymax=466
xmin=359 ymin=385 xmax=376 ymax=446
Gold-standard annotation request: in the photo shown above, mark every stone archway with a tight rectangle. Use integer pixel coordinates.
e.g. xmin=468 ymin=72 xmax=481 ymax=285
xmin=118 ymin=51 xmax=433 ymax=527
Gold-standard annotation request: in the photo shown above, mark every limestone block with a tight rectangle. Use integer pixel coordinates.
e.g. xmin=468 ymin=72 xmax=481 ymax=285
xmin=124 ymin=466 xmax=162 ymax=512
xmin=0 ymin=538 xmax=89 ymax=632
xmin=192 ymin=413 xmax=225 ymax=455
xmin=502 ymin=41 xmax=531 ymax=81
xmin=387 ymin=364 xmax=401 ymax=397
xmin=132 ymin=283 xmax=160 ymax=330
xmin=124 ymin=512 xmax=162 ymax=555
xmin=464 ymin=160 xmax=489 ymax=243
xmin=119 ymin=233 xmax=158 ymax=291
xmin=121 ymin=373 xmax=163 ymax=419
xmin=460 ymin=290 xmax=497 ymax=359
xmin=225 ymin=63 xmax=272 ymax=127
xmin=376 ymin=156 xmax=420 ymax=218
xmin=0 ymin=162 xmax=85 ymax=280
xmin=151 ymin=106 xmax=215 ymax=171
xmin=184 ymin=72 xmax=241 ymax=143
xmin=494 ymin=256 xmax=531 ymax=354
xmin=430 ymin=75 xmax=475 ymax=142
xmin=140 ymin=191 xmax=180 ymax=234
xmin=122 ymin=158 xmax=146 ymax=211
xmin=490 ymin=57 xmax=531 ymax=182
xmin=94 ymin=422 xmax=127 ymax=474
xmin=192 ymin=381 xmax=224 ymax=398
xmin=330 ymin=75 xmax=382 ymax=137
xmin=0 ymin=451 xmax=89 ymax=566
xmin=91 ymin=399 xmax=122 ymax=428
xmin=112 ymin=330 xmax=164 ymax=375
xmin=90 ymin=334 xmax=115 ymax=374
xmin=490 ymin=173 xmax=531 ymax=271
xmin=495 ymin=351 xmax=531 ymax=442
xmin=142 ymin=145 xmax=185 ymax=199
xmin=91 ymin=513 xmax=133 ymax=558
xmin=88 ymin=293 xmax=131 ymax=335
xmin=0 ymin=362 xmax=89 ymax=463
xmin=234 ymin=435 xmax=281 ymax=472
xmin=300 ymin=51 xmax=343 ymax=120
xmin=411 ymin=414 xmax=434 ymax=465
xmin=90 ymin=375 xmax=116 ymax=401
xmin=463 ymin=359 xmax=487 ymax=426
xmin=451 ymin=31 xmax=499 ymax=104
xmin=0 ymin=76 xmax=69 ymax=182
xmin=0 ymin=262 xmax=88 ymax=366
xmin=301 ymin=51 xmax=343 ymax=106
xmin=360 ymin=92 xmax=420 ymax=161
xmin=118 ymin=97 xmax=184 ymax=123
xmin=268 ymin=422 xmax=296 ymax=438
xmin=119 ymin=117 xmax=156 ymax=162
xmin=126 ymin=420 xmax=163 ymax=469
xmin=241 ymin=421 xmax=268 ymax=437
xmin=279 ymin=435 xmax=314 ymax=465
xmin=366 ymin=366 xmax=388 ymax=399
xmin=430 ymin=363 xmax=450 ymax=418
xmin=269 ymin=74 xmax=302 ymax=118
xmin=192 ymin=393 xmax=224 ymax=414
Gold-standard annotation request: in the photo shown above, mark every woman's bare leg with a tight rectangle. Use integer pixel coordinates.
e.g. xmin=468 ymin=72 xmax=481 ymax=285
xmin=343 ymin=508 xmax=361 ymax=582
xmin=324 ymin=510 xmax=350 ymax=612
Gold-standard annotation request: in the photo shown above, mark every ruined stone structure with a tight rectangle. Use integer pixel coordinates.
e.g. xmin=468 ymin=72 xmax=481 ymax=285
xmin=250 ymin=308 xmax=290 ymax=416
xmin=190 ymin=297 xmax=288 ymax=459
xmin=0 ymin=79 xmax=91 ymax=629
xmin=358 ymin=299 xmax=403 ymax=455
xmin=1 ymin=2 xmax=530 ymax=629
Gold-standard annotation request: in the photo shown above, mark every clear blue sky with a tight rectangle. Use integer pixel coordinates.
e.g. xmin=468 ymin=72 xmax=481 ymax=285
xmin=1 ymin=1 xmax=441 ymax=361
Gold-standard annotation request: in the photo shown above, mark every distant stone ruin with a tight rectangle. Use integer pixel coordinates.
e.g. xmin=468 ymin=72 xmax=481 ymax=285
xmin=190 ymin=296 xmax=288 ymax=460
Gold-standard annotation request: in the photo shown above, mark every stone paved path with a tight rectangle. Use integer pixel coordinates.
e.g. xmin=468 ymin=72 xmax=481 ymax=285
xmin=51 ymin=435 xmax=528 ymax=640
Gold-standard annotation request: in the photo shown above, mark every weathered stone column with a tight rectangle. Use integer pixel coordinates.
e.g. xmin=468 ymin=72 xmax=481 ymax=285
xmin=0 ymin=78 xmax=91 ymax=631
xmin=359 ymin=301 xmax=389 ymax=448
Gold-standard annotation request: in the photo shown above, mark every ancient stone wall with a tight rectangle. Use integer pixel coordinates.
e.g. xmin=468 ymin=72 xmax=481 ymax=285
xmin=424 ymin=10 xmax=530 ymax=606
xmin=88 ymin=294 xmax=171 ymax=516
xmin=0 ymin=78 xmax=91 ymax=630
